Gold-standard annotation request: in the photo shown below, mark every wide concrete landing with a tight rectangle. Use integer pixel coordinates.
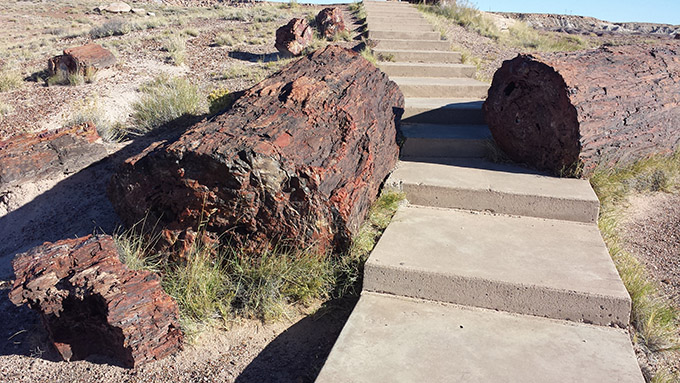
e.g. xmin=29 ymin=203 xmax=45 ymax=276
xmin=392 ymin=76 xmax=489 ymax=98
xmin=400 ymin=123 xmax=491 ymax=158
xmin=403 ymin=97 xmax=485 ymax=124
xmin=364 ymin=205 xmax=631 ymax=326
xmin=316 ymin=293 xmax=644 ymax=383
xmin=386 ymin=158 xmax=600 ymax=222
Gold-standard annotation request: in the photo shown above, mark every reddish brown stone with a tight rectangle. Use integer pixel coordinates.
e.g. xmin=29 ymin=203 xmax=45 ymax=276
xmin=483 ymin=42 xmax=680 ymax=176
xmin=107 ymin=45 xmax=403 ymax=256
xmin=0 ymin=122 xmax=107 ymax=189
xmin=275 ymin=18 xmax=314 ymax=56
xmin=9 ymin=235 xmax=183 ymax=367
xmin=48 ymin=43 xmax=117 ymax=77
xmin=316 ymin=7 xmax=346 ymax=39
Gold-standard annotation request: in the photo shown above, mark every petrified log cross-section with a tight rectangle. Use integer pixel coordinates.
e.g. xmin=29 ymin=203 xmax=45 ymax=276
xmin=483 ymin=43 xmax=680 ymax=176
xmin=9 ymin=235 xmax=183 ymax=367
xmin=108 ymin=45 xmax=404 ymax=255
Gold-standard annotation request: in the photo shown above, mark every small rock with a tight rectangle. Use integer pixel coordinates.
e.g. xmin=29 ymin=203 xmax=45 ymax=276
xmin=275 ymin=18 xmax=314 ymax=56
xmin=9 ymin=235 xmax=183 ymax=367
xmin=101 ymin=1 xmax=131 ymax=13
xmin=147 ymin=11 xmax=156 ymax=17
xmin=316 ymin=7 xmax=346 ymax=39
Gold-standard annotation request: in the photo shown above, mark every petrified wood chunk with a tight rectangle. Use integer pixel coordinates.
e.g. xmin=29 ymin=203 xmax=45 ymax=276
xmin=48 ymin=44 xmax=117 ymax=77
xmin=483 ymin=43 xmax=680 ymax=176
xmin=275 ymin=18 xmax=314 ymax=56
xmin=316 ymin=7 xmax=346 ymax=39
xmin=0 ymin=122 xmax=107 ymax=190
xmin=108 ymin=45 xmax=403 ymax=255
xmin=9 ymin=235 xmax=183 ymax=367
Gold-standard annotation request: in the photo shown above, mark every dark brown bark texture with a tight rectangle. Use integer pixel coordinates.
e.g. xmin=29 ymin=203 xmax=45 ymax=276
xmin=107 ymin=45 xmax=403 ymax=255
xmin=483 ymin=42 xmax=680 ymax=176
xmin=9 ymin=235 xmax=183 ymax=367
xmin=48 ymin=44 xmax=117 ymax=76
xmin=0 ymin=122 xmax=107 ymax=189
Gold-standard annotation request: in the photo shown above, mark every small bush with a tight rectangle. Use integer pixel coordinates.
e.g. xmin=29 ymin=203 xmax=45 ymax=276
xmin=360 ymin=46 xmax=377 ymax=65
xmin=207 ymin=87 xmax=233 ymax=115
xmin=0 ymin=65 xmax=23 ymax=92
xmin=214 ymin=32 xmax=238 ymax=47
xmin=90 ymin=19 xmax=131 ymax=39
xmin=163 ymin=35 xmax=186 ymax=65
xmin=332 ymin=29 xmax=353 ymax=42
xmin=132 ymin=75 xmax=201 ymax=133
xmin=63 ymin=98 xmax=127 ymax=142
xmin=0 ymin=101 xmax=13 ymax=117
xmin=183 ymin=28 xmax=199 ymax=37
xmin=419 ymin=1 xmax=500 ymax=40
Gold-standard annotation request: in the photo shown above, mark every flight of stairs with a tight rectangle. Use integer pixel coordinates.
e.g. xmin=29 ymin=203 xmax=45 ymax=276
xmin=316 ymin=2 xmax=645 ymax=382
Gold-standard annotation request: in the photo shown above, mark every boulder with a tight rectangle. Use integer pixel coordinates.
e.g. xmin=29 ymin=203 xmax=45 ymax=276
xmin=101 ymin=2 xmax=131 ymax=13
xmin=108 ymin=45 xmax=403 ymax=256
xmin=9 ymin=235 xmax=183 ymax=367
xmin=275 ymin=18 xmax=314 ymax=56
xmin=0 ymin=122 xmax=107 ymax=190
xmin=316 ymin=7 xmax=346 ymax=39
xmin=483 ymin=43 xmax=680 ymax=176
xmin=48 ymin=43 xmax=117 ymax=78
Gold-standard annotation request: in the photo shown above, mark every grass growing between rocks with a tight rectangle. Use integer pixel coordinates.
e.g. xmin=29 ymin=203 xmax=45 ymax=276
xmin=591 ymin=152 xmax=680 ymax=381
xmin=115 ymin=191 xmax=404 ymax=334
xmin=418 ymin=1 xmax=590 ymax=52
xmin=131 ymin=74 xmax=202 ymax=134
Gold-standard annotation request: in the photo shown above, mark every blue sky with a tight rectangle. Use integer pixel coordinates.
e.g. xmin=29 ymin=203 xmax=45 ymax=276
xmin=468 ymin=0 xmax=679 ymax=25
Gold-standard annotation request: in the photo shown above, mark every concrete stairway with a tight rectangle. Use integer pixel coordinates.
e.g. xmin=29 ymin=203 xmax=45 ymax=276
xmin=316 ymin=2 xmax=644 ymax=382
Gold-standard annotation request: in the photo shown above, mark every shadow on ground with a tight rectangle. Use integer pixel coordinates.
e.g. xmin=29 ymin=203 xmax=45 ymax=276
xmin=236 ymin=297 xmax=357 ymax=383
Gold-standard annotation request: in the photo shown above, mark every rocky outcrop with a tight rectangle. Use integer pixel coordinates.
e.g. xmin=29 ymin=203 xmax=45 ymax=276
xmin=275 ymin=18 xmax=314 ymax=56
xmin=0 ymin=122 xmax=107 ymax=190
xmin=483 ymin=43 xmax=680 ymax=176
xmin=108 ymin=45 xmax=403 ymax=256
xmin=316 ymin=7 xmax=346 ymax=39
xmin=48 ymin=44 xmax=116 ymax=77
xmin=9 ymin=235 xmax=183 ymax=367
xmin=98 ymin=2 xmax=132 ymax=13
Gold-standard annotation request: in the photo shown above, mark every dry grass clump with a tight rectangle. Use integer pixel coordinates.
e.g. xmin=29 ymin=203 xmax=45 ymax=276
xmin=90 ymin=19 xmax=132 ymax=39
xmin=62 ymin=98 xmax=127 ymax=142
xmin=115 ymin=191 xmax=404 ymax=331
xmin=131 ymin=75 xmax=202 ymax=134
xmin=162 ymin=34 xmax=186 ymax=65
xmin=591 ymin=152 xmax=680 ymax=381
xmin=0 ymin=63 xmax=23 ymax=92
xmin=46 ymin=66 xmax=97 ymax=87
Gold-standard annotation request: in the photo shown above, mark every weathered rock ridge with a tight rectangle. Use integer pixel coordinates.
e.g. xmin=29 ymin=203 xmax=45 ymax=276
xmin=108 ymin=45 xmax=404 ymax=255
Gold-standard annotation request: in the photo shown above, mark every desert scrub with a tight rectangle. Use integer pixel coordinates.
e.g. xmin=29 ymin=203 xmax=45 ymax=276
xmin=46 ymin=66 xmax=97 ymax=86
xmin=0 ymin=63 xmax=23 ymax=92
xmin=360 ymin=46 xmax=377 ymax=65
xmin=0 ymin=101 xmax=12 ymax=118
xmin=163 ymin=34 xmax=186 ymax=65
xmin=418 ymin=0 xmax=500 ymax=40
xmin=117 ymin=191 xmax=404 ymax=329
xmin=131 ymin=75 xmax=202 ymax=133
xmin=90 ymin=19 xmax=131 ymax=39
xmin=591 ymin=152 xmax=680 ymax=380
xmin=348 ymin=1 xmax=366 ymax=22
xmin=207 ymin=87 xmax=233 ymax=114
xmin=63 ymin=98 xmax=127 ymax=142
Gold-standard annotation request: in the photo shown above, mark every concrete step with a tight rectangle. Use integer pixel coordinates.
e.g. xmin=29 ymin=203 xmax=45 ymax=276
xmin=366 ymin=14 xmax=425 ymax=21
xmin=386 ymin=158 xmax=600 ymax=223
xmin=403 ymin=97 xmax=485 ymax=124
xmin=392 ymin=77 xmax=489 ymax=98
xmin=400 ymin=123 xmax=491 ymax=158
xmin=364 ymin=205 xmax=631 ymax=325
xmin=366 ymin=22 xmax=435 ymax=32
xmin=316 ymin=293 xmax=643 ymax=383
xmin=373 ymin=49 xmax=460 ymax=64
xmin=373 ymin=38 xmax=450 ymax=51
xmin=369 ymin=29 xmax=441 ymax=40
xmin=379 ymin=62 xmax=475 ymax=78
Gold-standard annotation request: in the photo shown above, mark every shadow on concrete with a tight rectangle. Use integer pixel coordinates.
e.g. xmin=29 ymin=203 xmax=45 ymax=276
xmin=228 ymin=51 xmax=283 ymax=63
xmin=236 ymin=297 xmax=357 ymax=383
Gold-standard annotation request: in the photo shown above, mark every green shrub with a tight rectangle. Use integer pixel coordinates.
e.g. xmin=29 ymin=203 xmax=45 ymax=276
xmin=132 ymin=75 xmax=201 ymax=133
xmin=90 ymin=19 xmax=131 ymax=39
xmin=207 ymin=87 xmax=233 ymax=114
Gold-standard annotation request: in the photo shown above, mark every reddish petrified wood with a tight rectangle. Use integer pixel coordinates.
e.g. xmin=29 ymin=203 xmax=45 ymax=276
xmin=108 ymin=45 xmax=403 ymax=256
xmin=9 ymin=235 xmax=183 ymax=367
xmin=316 ymin=7 xmax=346 ymax=39
xmin=0 ymin=122 xmax=107 ymax=189
xmin=275 ymin=18 xmax=314 ymax=56
xmin=48 ymin=44 xmax=117 ymax=77
xmin=483 ymin=42 xmax=680 ymax=176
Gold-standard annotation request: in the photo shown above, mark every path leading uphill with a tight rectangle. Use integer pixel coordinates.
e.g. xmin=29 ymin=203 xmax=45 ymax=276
xmin=316 ymin=2 xmax=645 ymax=381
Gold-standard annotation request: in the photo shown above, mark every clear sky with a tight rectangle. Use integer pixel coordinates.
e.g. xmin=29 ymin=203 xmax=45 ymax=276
xmin=470 ymin=0 xmax=680 ymax=25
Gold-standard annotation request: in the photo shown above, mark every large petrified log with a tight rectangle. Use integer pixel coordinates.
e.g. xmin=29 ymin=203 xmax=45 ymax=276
xmin=48 ymin=44 xmax=117 ymax=77
xmin=9 ymin=235 xmax=183 ymax=367
xmin=0 ymin=122 xmax=107 ymax=190
xmin=483 ymin=42 xmax=680 ymax=176
xmin=108 ymin=45 xmax=403 ymax=256
xmin=275 ymin=18 xmax=314 ymax=56
xmin=316 ymin=7 xmax=346 ymax=39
